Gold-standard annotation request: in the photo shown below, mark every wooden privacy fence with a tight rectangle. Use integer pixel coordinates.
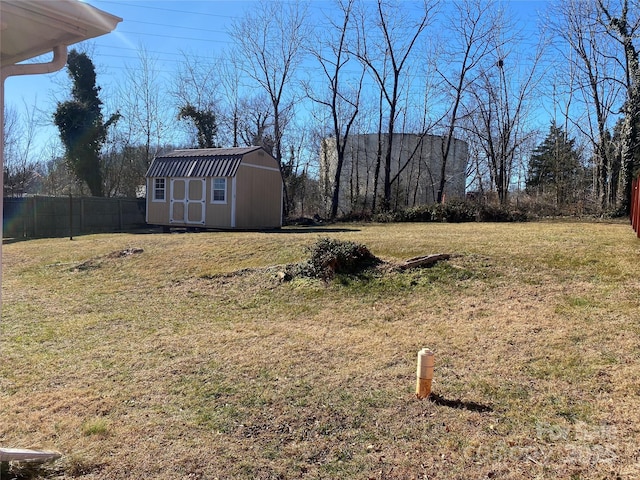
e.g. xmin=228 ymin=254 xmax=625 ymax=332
xmin=632 ymin=176 xmax=640 ymax=238
xmin=3 ymin=196 xmax=146 ymax=239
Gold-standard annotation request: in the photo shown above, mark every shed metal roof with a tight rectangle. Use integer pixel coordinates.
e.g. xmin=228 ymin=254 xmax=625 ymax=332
xmin=146 ymin=147 xmax=265 ymax=178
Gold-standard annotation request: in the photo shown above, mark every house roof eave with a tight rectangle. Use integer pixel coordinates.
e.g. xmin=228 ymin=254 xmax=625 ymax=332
xmin=1 ymin=0 xmax=122 ymax=68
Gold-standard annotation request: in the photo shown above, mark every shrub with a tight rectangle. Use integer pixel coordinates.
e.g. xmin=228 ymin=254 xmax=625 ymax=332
xmin=601 ymin=206 xmax=629 ymax=219
xmin=293 ymin=238 xmax=381 ymax=279
xmin=335 ymin=200 xmax=532 ymax=224
xmin=432 ymin=200 xmax=477 ymax=223
xmin=336 ymin=211 xmax=373 ymax=222
xmin=403 ymin=205 xmax=433 ymax=222
xmin=477 ymin=204 xmax=528 ymax=222
xmin=373 ymin=210 xmax=405 ymax=223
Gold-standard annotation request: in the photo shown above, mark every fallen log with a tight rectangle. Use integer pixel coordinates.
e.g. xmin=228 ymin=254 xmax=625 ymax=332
xmin=400 ymin=253 xmax=451 ymax=270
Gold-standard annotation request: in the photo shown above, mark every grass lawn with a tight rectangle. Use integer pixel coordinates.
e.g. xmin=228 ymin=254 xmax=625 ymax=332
xmin=1 ymin=221 xmax=639 ymax=479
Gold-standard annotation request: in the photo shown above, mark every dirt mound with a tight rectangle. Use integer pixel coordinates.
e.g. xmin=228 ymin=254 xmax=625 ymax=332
xmin=72 ymin=248 xmax=144 ymax=271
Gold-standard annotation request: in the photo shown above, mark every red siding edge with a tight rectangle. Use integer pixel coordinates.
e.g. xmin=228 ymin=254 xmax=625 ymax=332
xmin=632 ymin=176 xmax=640 ymax=238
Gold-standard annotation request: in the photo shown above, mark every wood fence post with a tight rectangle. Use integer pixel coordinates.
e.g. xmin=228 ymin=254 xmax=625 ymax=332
xmin=80 ymin=198 xmax=85 ymax=234
xmin=118 ymin=199 xmax=123 ymax=231
xmin=32 ymin=196 xmax=38 ymax=238
xmin=69 ymin=193 xmax=73 ymax=240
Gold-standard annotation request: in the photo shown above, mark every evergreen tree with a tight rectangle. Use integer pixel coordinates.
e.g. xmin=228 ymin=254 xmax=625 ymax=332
xmin=526 ymin=121 xmax=582 ymax=206
xmin=53 ymin=50 xmax=120 ymax=197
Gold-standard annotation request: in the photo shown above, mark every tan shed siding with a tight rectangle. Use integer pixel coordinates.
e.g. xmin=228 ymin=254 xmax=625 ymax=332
xmin=243 ymin=149 xmax=281 ymax=169
xmin=235 ymin=163 xmax=282 ymax=228
xmin=204 ymin=177 xmax=233 ymax=227
xmin=147 ymin=177 xmax=170 ymax=224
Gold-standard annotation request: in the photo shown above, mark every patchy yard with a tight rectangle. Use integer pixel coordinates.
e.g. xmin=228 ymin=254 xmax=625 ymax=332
xmin=1 ymin=222 xmax=639 ymax=479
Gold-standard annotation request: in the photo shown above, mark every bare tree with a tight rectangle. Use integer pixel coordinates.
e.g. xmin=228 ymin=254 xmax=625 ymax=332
xmin=2 ymin=106 xmax=18 ymax=164
xmin=284 ymin=121 xmax=317 ymax=216
xmin=39 ymin=144 xmax=71 ymax=196
xmin=353 ymin=0 xmax=438 ymax=211
xmin=306 ymin=0 xmax=364 ymax=219
xmin=597 ymin=0 xmax=640 ymax=213
xmin=237 ymin=94 xmax=274 ymax=150
xmin=218 ymin=50 xmax=244 ymax=147
xmin=433 ymin=0 xmax=502 ymax=203
xmin=120 ymin=45 xmax=172 ymax=168
xmin=230 ymin=0 xmax=309 ymax=215
xmin=460 ymin=117 xmax=491 ymax=196
xmin=173 ymin=52 xmax=221 ymax=148
xmin=549 ymin=0 xmax=622 ymax=211
xmin=2 ymin=104 xmax=21 ymax=194
xmin=466 ymin=37 xmax=543 ymax=204
xmin=108 ymin=45 xmax=173 ymax=197
xmin=2 ymin=102 xmax=41 ymax=196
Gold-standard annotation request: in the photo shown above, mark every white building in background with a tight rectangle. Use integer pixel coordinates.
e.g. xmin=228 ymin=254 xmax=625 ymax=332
xmin=320 ymin=133 xmax=468 ymax=215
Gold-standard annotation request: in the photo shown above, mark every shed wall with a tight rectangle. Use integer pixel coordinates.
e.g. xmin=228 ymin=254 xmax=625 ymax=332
xmin=243 ymin=148 xmax=279 ymax=169
xmin=234 ymin=151 xmax=282 ymax=229
xmin=146 ymin=177 xmax=169 ymax=225
xmin=203 ymin=193 xmax=232 ymax=227
xmin=146 ymin=177 xmax=233 ymax=228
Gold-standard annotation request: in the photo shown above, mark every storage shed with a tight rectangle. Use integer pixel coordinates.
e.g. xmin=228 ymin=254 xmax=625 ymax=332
xmin=145 ymin=147 xmax=283 ymax=230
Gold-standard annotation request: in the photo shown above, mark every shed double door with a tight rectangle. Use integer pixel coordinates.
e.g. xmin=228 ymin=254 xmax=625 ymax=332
xmin=170 ymin=178 xmax=205 ymax=225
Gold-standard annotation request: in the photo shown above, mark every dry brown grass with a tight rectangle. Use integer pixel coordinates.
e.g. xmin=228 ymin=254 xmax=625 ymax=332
xmin=1 ymin=221 xmax=639 ymax=479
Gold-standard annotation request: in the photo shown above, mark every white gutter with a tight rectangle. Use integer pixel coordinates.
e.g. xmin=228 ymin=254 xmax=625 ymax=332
xmin=0 ymin=44 xmax=70 ymax=466
xmin=1 ymin=44 xmax=68 ymax=80
xmin=0 ymin=447 xmax=61 ymax=463
xmin=0 ymin=44 xmax=69 ymax=298
xmin=0 ymin=0 xmax=120 ymax=463
xmin=1 ymin=0 xmax=122 ymax=67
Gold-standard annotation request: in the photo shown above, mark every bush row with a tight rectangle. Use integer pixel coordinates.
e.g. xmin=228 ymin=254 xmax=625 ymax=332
xmin=336 ymin=200 xmax=529 ymax=224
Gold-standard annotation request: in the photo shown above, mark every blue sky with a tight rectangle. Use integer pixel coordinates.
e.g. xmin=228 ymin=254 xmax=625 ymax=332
xmin=4 ymin=0 xmax=551 ymax=154
xmin=5 ymin=0 xmax=249 ymax=150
